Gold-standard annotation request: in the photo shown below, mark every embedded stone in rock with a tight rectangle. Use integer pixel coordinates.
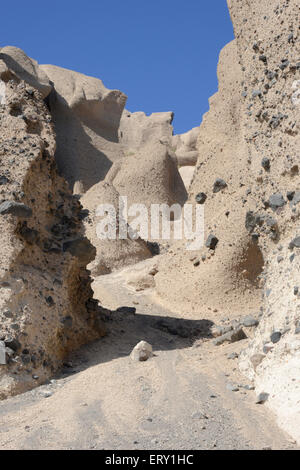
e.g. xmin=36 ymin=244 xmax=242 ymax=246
xmin=245 ymin=212 xmax=266 ymax=233
xmin=4 ymin=337 xmax=21 ymax=352
xmin=289 ymin=237 xmax=300 ymax=249
xmin=259 ymin=55 xmax=267 ymax=63
xmin=130 ymin=341 xmax=153 ymax=362
xmin=213 ymin=328 xmax=247 ymax=346
xmin=0 ymin=175 xmax=9 ymax=185
xmin=205 ymin=234 xmax=219 ymax=250
xmin=0 ymin=201 xmax=32 ymax=218
xmin=268 ymin=193 xmax=285 ymax=211
xmin=270 ymin=331 xmax=282 ymax=344
xmin=227 ymin=352 xmax=239 ymax=360
xmin=252 ymin=89 xmax=262 ymax=98
xmin=245 ymin=211 xmax=256 ymax=232
xmin=263 ymin=343 xmax=274 ymax=354
xmin=256 ymin=393 xmax=269 ymax=404
xmin=291 ymin=191 xmax=300 ymax=205
xmin=0 ymin=341 xmax=6 ymax=365
xmin=41 ymin=390 xmax=53 ymax=398
xmin=192 ymin=411 xmax=208 ymax=420
xmin=261 ymin=157 xmax=270 ymax=170
xmin=212 ymin=325 xmax=233 ymax=338
xmin=62 ymin=237 xmax=96 ymax=265
xmin=242 ymin=315 xmax=259 ymax=327
xmin=116 ymin=306 xmax=136 ymax=315
xmin=213 ymin=178 xmax=227 ymax=193
xmin=195 ymin=192 xmax=207 ymax=204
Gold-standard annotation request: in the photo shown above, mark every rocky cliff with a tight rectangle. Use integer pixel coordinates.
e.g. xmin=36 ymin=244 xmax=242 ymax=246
xmin=0 ymin=51 xmax=105 ymax=398
xmin=154 ymin=0 xmax=300 ymax=443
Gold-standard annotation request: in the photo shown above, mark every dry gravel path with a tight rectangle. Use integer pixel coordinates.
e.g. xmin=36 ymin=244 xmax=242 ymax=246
xmin=0 ymin=264 xmax=297 ymax=450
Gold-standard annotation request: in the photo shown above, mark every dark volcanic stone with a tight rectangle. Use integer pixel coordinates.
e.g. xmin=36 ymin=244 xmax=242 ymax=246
xmin=0 ymin=201 xmax=32 ymax=218
xmin=205 ymin=234 xmax=219 ymax=250
xmin=0 ymin=176 xmax=9 ymax=185
xmin=242 ymin=315 xmax=259 ymax=327
xmin=116 ymin=306 xmax=136 ymax=315
xmin=256 ymin=392 xmax=269 ymax=404
xmin=4 ymin=337 xmax=21 ymax=352
xmin=213 ymin=328 xmax=247 ymax=346
xmin=195 ymin=192 xmax=207 ymax=204
xmin=289 ymin=237 xmax=300 ymax=249
xmin=270 ymin=331 xmax=282 ymax=344
xmin=261 ymin=157 xmax=270 ymax=170
xmin=213 ymin=179 xmax=227 ymax=193
xmin=287 ymin=191 xmax=295 ymax=201
xmin=268 ymin=193 xmax=285 ymax=211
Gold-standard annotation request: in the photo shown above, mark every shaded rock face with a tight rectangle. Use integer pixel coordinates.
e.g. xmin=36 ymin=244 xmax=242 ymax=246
xmin=40 ymin=64 xmax=128 ymax=193
xmin=0 ymin=71 xmax=105 ymax=398
xmin=38 ymin=67 xmax=190 ymax=273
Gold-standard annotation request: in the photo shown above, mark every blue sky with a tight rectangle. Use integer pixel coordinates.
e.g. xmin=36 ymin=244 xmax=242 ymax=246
xmin=2 ymin=0 xmax=234 ymax=134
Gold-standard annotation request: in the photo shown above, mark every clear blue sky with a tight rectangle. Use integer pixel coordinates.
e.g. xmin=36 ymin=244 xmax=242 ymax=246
xmin=2 ymin=0 xmax=234 ymax=134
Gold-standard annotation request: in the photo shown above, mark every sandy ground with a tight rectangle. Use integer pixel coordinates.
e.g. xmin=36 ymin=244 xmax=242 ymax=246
xmin=0 ymin=260 xmax=297 ymax=450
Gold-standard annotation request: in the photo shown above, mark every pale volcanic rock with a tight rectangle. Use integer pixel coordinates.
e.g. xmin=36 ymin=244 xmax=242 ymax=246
xmin=40 ymin=64 xmax=127 ymax=193
xmin=81 ymin=181 xmax=152 ymax=276
xmin=0 ymin=46 xmax=52 ymax=98
xmin=0 ymin=71 xmax=105 ymax=399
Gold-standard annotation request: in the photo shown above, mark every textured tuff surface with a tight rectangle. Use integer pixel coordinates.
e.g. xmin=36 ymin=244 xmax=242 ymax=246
xmin=0 ymin=0 xmax=299 ymax=448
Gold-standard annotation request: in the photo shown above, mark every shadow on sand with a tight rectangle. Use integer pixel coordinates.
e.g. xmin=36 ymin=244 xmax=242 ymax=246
xmin=57 ymin=308 xmax=214 ymax=378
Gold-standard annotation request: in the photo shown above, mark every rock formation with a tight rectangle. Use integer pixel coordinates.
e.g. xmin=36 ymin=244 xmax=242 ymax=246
xmin=0 ymin=58 xmax=105 ymax=398
xmin=40 ymin=64 xmax=127 ymax=193
xmin=228 ymin=0 xmax=300 ymax=443
xmin=81 ymin=180 xmax=152 ymax=276
xmin=154 ymin=0 xmax=300 ymax=443
xmin=0 ymin=0 xmax=299 ymax=447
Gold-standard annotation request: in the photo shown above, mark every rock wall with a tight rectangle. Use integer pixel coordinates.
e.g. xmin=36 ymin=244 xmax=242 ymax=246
xmin=154 ymin=40 xmax=262 ymax=319
xmin=0 ymin=65 xmax=105 ymax=398
xmin=155 ymin=0 xmax=300 ymax=443
xmin=227 ymin=0 xmax=300 ymax=443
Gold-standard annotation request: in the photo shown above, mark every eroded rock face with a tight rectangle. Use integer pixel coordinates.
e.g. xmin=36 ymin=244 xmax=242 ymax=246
xmin=155 ymin=0 xmax=300 ymax=443
xmin=81 ymin=181 xmax=152 ymax=276
xmin=119 ymin=109 xmax=174 ymax=150
xmin=227 ymin=0 xmax=300 ymax=443
xmin=107 ymin=141 xmax=188 ymax=210
xmin=0 ymin=46 xmax=52 ymax=99
xmin=0 ymin=71 xmax=105 ymax=398
xmin=155 ymin=40 xmax=260 ymax=318
xmin=40 ymin=64 xmax=127 ymax=193
xmin=119 ymin=110 xmax=199 ymax=191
